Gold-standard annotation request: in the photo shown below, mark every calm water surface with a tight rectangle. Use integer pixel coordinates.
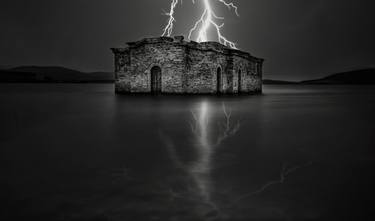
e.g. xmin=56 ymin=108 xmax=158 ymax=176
xmin=0 ymin=84 xmax=374 ymax=220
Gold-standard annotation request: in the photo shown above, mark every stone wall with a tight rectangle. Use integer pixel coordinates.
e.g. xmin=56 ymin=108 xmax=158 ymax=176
xmin=185 ymin=48 xmax=228 ymax=93
xmin=111 ymin=36 xmax=263 ymax=94
xmin=233 ymin=55 xmax=262 ymax=93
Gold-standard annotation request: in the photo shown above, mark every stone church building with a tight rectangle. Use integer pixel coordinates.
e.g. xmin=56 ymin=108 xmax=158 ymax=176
xmin=111 ymin=36 xmax=263 ymax=94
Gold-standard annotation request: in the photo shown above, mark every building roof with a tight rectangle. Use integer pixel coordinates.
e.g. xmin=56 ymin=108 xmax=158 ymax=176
xmin=112 ymin=36 xmax=264 ymax=62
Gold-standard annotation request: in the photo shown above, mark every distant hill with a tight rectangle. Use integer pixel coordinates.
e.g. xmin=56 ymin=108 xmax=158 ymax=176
xmin=0 ymin=66 xmax=114 ymax=83
xmin=300 ymin=69 xmax=375 ymax=85
xmin=0 ymin=65 xmax=17 ymax=70
xmin=264 ymin=69 xmax=375 ymax=85
xmin=263 ymin=79 xmax=298 ymax=85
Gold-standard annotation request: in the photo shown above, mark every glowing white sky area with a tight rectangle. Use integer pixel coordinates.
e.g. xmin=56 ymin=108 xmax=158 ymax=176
xmin=196 ymin=0 xmax=214 ymax=43
xmin=163 ymin=0 xmax=239 ymax=49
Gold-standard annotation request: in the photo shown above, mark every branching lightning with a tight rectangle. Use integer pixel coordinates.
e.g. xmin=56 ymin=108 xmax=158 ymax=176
xmin=162 ymin=0 xmax=179 ymax=37
xmin=189 ymin=0 xmax=239 ymax=49
xmin=162 ymin=0 xmax=239 ymax=49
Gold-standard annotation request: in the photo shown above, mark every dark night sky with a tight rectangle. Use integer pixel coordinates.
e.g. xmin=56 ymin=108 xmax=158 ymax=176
xmin=1 ymin=0 xmax=375 ymax=80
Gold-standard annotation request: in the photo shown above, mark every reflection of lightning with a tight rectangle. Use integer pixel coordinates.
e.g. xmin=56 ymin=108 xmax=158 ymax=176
xmin=162 ymin=0 xmax=239 ymax=49
xmin=215 ymin=102 xmax=240 ymax=146
xmin=232 ymin=161 xmax=313 ymax=205
xmin=189 ymin=102 xmax=212 ymax=202
xmin=159 ymin=102 xmax=241 ymax=219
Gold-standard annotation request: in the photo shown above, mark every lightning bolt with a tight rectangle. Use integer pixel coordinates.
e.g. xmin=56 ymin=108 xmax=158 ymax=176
xmin=162 ymin=0 xmax=239 ymax=49
xmin=162 ymin=0 xmax=180 ymax=37
xmin=189 ymin=0 xmax=239 ymax=49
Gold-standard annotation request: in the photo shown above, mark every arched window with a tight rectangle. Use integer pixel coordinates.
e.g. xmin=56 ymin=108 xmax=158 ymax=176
xmin=217 ymin=67 xmax=222 ymax=94
xmin=151 ymin=66 xmax=162 ymax=94
xmin=238 ymin=69 xmax=242 ymax=93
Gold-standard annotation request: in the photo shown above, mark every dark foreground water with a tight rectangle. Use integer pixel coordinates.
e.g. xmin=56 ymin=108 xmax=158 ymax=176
xmin=0 ymin=84 xmax=374 ymax=221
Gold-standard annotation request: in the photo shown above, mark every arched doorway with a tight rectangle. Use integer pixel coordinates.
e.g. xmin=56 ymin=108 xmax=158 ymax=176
xmin=217 ymin=67 xmax=222 ymax=94
xmin=151 ymin=66 xmax=162 ymax=94
xmin=238 ymin=69 xmax=242 ymax=93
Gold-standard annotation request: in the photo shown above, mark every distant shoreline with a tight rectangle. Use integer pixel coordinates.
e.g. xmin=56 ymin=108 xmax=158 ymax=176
xmin=0 ymin=80 xmax=114 ymax=84
xmin=1 ymin=66 xmax=374 ymax=85
xmin=264 ymin=68 xmax=375 ymax=85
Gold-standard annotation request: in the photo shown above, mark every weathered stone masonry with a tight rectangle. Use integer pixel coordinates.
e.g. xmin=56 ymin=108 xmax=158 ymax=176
xmin=111 ymin=36 xmax=264 ymax=94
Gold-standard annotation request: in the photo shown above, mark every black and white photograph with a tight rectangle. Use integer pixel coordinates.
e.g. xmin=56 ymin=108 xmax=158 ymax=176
xmin=1 ymin=0 xmax=375 ymax=220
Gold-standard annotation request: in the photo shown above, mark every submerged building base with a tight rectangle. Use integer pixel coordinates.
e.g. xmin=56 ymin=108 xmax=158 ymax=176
xmin=111 ymin=36 xmax=264 ymax=95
